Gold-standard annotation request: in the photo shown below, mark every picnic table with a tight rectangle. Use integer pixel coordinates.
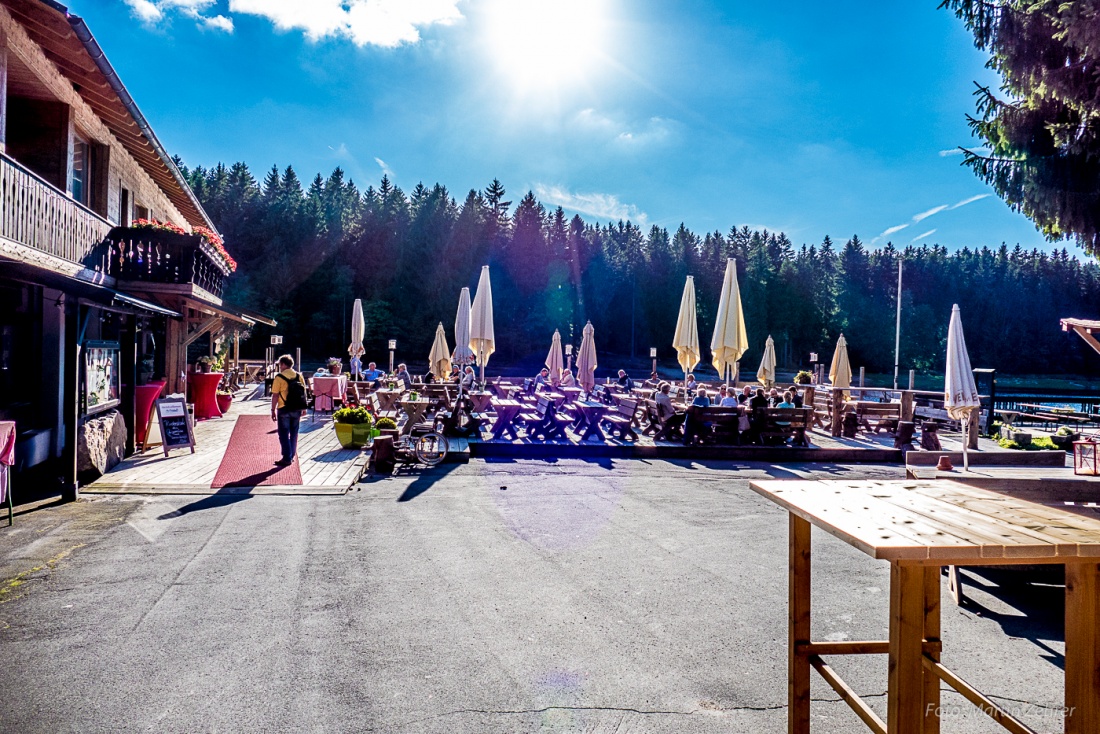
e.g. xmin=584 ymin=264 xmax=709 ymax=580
xmin=311 ymin=375 xmax=347 ymax=412
xmin=397 ymin=399 xmax=430 ymax=435
xmin=374 ymin=389 xmax=404 ymax=413
xmin=560 ymin=386 xmax=583 ymax=403
xmin=468 ymin=391 xmax=493 ymax=414
xmin=189 ymin=372 xmax=223 ymax=420
xmin=574 ymin=401 xmax=609 ymax=442
xmin=489 ymin=399 xmax=524 ymax=440
xmin=749 ymin=478 xmax=1100 ymax=734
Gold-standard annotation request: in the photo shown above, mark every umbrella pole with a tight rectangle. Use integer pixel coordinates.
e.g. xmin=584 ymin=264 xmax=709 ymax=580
xmin=963 ymin=419 xmax=969 ymax=471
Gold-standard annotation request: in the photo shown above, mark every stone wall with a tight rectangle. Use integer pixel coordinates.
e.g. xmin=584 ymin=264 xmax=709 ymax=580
xmin=77 ymin=410 xmax=127 ymax=479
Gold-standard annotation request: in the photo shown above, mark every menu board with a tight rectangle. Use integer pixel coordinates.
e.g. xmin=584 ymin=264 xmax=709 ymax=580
xmin=155 ymin=397 xmax=195 ymax=456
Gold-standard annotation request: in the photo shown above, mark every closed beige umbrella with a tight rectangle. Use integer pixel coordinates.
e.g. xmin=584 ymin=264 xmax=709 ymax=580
xmin=429 ymin=323 xmax=451 ymax=380
xmin=673 ymin=275 xmax=700 ymax=388
xmin=829 ymin=334 xmax=853 ymax=397
xmin=348 ymin=298 xmax=365 ymax=359
xmin=452 ymin=288 xmax=475 ymax=367
xmin=469 ymin=266 xmax=495 ymax=383
xmin=546 ymin=329 xmax=564 ymax=386
xmin=757 ymin=335 xmax=776 ymax=388
xmin=710 ymin=258 xmax=749 ymax=385
xmin=945 ymin=304 xmax=981 ymax=470
xmin=577 ymin=321 xmax=597 ymax=395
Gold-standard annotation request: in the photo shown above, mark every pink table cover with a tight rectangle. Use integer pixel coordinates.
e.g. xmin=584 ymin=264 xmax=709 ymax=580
xmin=312 ymin=375 xmax=347 ymax=411
xmin=0 ymin=421 xmax=14 ymax=505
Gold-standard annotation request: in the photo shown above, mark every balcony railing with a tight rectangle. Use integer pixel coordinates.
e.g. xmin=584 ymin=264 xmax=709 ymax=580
xmin=0 ymin=151 xmax=112 ymax=264
xmin=96 ymin=227 xmax=228 ymax=300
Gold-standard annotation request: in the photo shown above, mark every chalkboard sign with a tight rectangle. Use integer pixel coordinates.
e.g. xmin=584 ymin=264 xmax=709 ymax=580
xmin=155 ymin=397 xmax=195 ymax=457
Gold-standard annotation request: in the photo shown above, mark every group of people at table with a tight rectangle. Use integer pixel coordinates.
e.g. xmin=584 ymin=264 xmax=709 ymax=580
xmin=321 ymin=354 xmax=808 ymax=446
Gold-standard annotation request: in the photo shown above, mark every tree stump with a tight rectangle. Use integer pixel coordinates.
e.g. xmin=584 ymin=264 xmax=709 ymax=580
xmin=372 ymin=436 xmax=395 ymax=474
xmin=894 ymin=421 xmax=916 ymax=450
xmin=920 ymin=422 xmax=942 ymax=451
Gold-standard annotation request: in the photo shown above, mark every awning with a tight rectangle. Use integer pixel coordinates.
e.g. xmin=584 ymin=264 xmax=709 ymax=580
xmin=1061 ymin=317 xmax=1100 ymax=356
xmin=183 ymin=295 xmax=276 ymax=328
xmin=0 ymin=260 xmax=180 ymax=317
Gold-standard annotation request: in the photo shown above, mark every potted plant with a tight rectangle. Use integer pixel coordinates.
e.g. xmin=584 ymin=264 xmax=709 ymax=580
xmin=794 ymin=370 xmax=813 ymax=385
xmin=327 ymin=357 xmax=343 ymax=376
xmin=333 ymin=406 xmax=373 ymax=448
xmin=1000 ymin=424 xmax=1032 ymax=446
xmin=1051 ymin=425 xmax=1080 ymax=450
xmin=216 ymin=389 xmax=233 ymax=414
xmin=375 ymin=416 xmax=398 ymax=439
xmin=196 ymin=356 xmax=213 ymax=374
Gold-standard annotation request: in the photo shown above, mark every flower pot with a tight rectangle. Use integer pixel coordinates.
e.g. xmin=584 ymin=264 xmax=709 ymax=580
xmin=330 ymin=365 xmax=343 ymax=375
xmin=378 ymin=427 xmax=399 ymax=440
xmin=351 ymin=423 xmax=372 ymax=446
xmin=215 ymin=393 xmax=233 ymax=413
xmin=1052 ymin=433 xmax=1079 ymax=450
xmin=335 ymin=422 xmax=367 ymax=449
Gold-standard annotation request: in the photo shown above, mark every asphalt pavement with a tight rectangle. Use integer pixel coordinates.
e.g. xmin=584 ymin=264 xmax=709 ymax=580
xmin=0 ymin=459 xmax=1070 ymax=733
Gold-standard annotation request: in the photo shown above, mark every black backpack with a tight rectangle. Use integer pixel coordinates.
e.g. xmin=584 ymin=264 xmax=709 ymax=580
xmin=281 ymin=373 xmax=308 ymax=412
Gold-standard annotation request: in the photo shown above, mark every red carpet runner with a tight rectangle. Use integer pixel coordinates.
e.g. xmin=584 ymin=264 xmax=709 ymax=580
xmin=211 ymin=415 xmax=303 ymax=488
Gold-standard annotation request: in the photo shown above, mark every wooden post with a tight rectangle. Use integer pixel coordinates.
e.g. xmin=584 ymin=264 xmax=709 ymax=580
xmin=922 ymin=566 xmax=941 ymax=734
xmin=909 ymin=369 xmax=915 ymax=390
xmin=859 ymin=366 xmax=865 ymax=388
xmin=1064 ymin=562 xmax=1100 ymax=734
xmin=900 ymin=391 xmax=914 ymax=422
xmin=789 ymin=514 xmax=812 ymax=734
xmin=0 ymin=28 xmax=8 ymax=154
xmin=61 ymin=298 xmax=79 ymax=502
xmin=887 ymin=561 xmax=925 ymax=734
xmin=967 ymin=410 xmax=980 ymax=448
xmin=120 ymin=315 xmax=137 ymax=456
xmin=831 ymin=390 xmax=844 ymax=437
xmin=165 ymin=315 xmax=186 ymax=395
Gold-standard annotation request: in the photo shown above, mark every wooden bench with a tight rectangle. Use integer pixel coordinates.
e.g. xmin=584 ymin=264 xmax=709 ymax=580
xmin=685 ymin=406 xmax=741 ymax=444
xmin=752 ymin=407 xmax=813 ymax=447
xmin=854 ymin=403 xmax=901 ymax=434
xmin=601 ymin=398 xmax=639 ymax=440
xmin=368 ymin=392 xmax=398 ymax=421
xmin=521 ymin=395 xmax=571 ymax=441
xmin=641 ymin=400 xmax=683 ymax=441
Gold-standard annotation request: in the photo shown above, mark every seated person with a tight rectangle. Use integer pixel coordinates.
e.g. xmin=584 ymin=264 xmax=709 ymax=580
xmin=534 ymin=368 xmax=550 ymax=390
xmin=560 ymin=368 xmax=575 ymax=387
xmin=617 ymin=370 xmax=635 ymax=391
xmin=395 ymin=363 xmax=413 ymax=391
xmin=737 ymin=385 xmax=753 ymax=404
xmin=683 ymin=388 xmax=711 ymax=445
xmin=749 ymin=388 xmax=769 ymax=411
xmin=719 ymin=388 xmax=739 ymax=408
xmin=460 ymin=366 xmax=476 ymax=391
xmin=362 ymin=361 xmax=384 ymax=386
xmin=655 ymin=382 xmax=686 ymax=435
xmin=422 ymin=371 xmax=436 ymax=384
xmin=789 ymin=387 xmax=803 ymax=408
xmin=776 ymin=391 xmax=795 ymax=424
xmin=350 ymin=354 xmax=363 ymax=380
xmin=768 ymin=388 xmax=781 ymax=406
xmin=449 ymin=365 xmax=462 ymax=383
xmin=685 ymin=374 xmax=698 ymax=395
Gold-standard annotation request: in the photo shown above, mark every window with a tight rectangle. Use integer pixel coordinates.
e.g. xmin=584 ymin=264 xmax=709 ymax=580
xmin=70 ymin=132 xmax=89 ymax=205
xmin=134 ymin=202 xmax=149 ymax=221
xmin=120 ymin=187 xmax=131 ymax=226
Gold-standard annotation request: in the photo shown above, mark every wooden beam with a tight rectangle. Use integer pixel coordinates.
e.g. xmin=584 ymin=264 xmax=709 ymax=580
xmin=922 ymin=565 xmax=941 ymax=734
xmin=1065 ymin=562 xmax=1100 ymax=734
xmin=1072 ymin=325 xmax=1100 ymax=357
xmin=922 ymin=657 xmax=1036 ymax=734
xmin=808 ymin=656 xmax=887 ymax=734
xmin=887 ymin=561 xmax=924 ymax=734
xmin=789 ymin=514 xmax=811 ymax=734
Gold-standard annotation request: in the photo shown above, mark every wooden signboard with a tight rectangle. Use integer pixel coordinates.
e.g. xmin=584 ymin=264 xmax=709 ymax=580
xmin=155 ymin=397 xmax=196 ymax=457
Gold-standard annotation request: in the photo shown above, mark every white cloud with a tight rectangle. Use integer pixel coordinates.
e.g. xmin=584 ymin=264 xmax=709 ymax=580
xmin=912 ymin=205 xmax=949 ymax=223
xmin=910 ymin=229 xmax=937 ymax=243
xmin=573 ymin=109 xmax=675 ymax=147
xmin=879 ymin=224 xmax=909 ymax=238
xmin=949 ymin=193 xmax=990 ymax=209
xmin=535 ymin=184 xmax=648 ymax=226
xmin=125 ymin=0 xmax=233 ymax=32
xmin=374 ymin=157 xmax=395 ymax=179
xmin=228 ymin=0 xmax=462 ymax=47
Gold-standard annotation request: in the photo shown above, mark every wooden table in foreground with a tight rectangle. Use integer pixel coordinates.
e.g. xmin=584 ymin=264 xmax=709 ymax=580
xmin=748 ymin=478 xmax=1100 ymax=734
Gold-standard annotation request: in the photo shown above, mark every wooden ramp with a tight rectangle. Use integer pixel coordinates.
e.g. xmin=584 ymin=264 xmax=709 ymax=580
xmin=84 ymin=394 xmax=368 ymax=496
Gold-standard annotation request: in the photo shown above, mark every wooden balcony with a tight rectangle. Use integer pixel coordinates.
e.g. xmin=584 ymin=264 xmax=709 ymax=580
xmin=97 ymin=227 xmax=230 ymax=301
xmin=0 ymin=151 xmax=113 ymax=265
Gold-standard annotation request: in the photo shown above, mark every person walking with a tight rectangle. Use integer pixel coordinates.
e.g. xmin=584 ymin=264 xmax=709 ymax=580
xmin=270 ymin=354 xmax=307 ymax=466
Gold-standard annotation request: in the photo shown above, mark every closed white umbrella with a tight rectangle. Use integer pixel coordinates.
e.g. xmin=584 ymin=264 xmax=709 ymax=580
xmin=429 ymin=323 xmax=451 ymax=380
xmin=577 ymin=321 xmax=597 ymax=395
xmin=711 ymin=258 xmax=749 ymax=385
xmin=546 ymin=329 xmax=564 ymax=386
xmin=829 ymin=334 xmax=853 ymax=392
xmin=945 ymin=304 xmax=981 ymax=470
xmin=469 ymin=265 xmax=495 ymax=383
xmin=757 ymin=335 xmax=777 ymax=388
xmin=673 ymin=275 xmax=700 ymax=389
xmin=452 ymin=287 xmax=475 ymax=367
xmin=348 ymin=298 xmax=365 ymax=359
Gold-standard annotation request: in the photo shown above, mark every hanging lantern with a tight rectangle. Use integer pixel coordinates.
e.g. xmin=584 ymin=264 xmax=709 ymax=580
xmin=1073 ymin=439 xmax=1100 ymax=476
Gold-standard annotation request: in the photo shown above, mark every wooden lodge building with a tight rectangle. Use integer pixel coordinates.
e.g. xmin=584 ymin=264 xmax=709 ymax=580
xmin=0 ymin=0 xmax=271 ymax=499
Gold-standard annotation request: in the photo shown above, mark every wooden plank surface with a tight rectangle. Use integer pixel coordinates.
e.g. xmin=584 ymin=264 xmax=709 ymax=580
xmin=84 ymin=395 xmax=367 ymax=495
xmin=749 ymin=479 xmax=1100 ymax=563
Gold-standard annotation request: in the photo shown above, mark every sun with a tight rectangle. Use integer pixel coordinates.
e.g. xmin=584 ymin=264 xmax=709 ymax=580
xmin=483 ymin=0 xmax=612 ymax=91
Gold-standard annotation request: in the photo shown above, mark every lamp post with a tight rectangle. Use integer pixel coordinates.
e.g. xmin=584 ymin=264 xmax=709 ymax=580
xmin=565 ymin=343 xmax=573 ymax=372
xmin=388 ymin=339 xmax=396 ymax=375
xmin=650 ymin=347 xmax=657 ymax=379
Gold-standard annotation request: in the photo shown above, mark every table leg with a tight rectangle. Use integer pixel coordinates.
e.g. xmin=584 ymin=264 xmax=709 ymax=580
xmin=1065 ymin=562 xmax=1100 ymax=734
xmin=789 ymin=513 xmax=811 ymax=734
xmin=888 ymin=561 xmax=926 ymax=734
xmin=923 ymin=566 xmax=941 ymax=734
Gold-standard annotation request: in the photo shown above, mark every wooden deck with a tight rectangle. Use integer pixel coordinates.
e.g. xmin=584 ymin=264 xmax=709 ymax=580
xmin=84 ymin=389 xmax=369 ymax=495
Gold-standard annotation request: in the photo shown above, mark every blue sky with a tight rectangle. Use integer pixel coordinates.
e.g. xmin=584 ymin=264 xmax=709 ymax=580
xmin=69 ymin=0 xmax=1058 ymax=252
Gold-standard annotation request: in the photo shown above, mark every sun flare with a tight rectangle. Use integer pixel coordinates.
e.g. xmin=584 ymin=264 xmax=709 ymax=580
xmin=484 ymin=0 xmax=612 ymax=90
